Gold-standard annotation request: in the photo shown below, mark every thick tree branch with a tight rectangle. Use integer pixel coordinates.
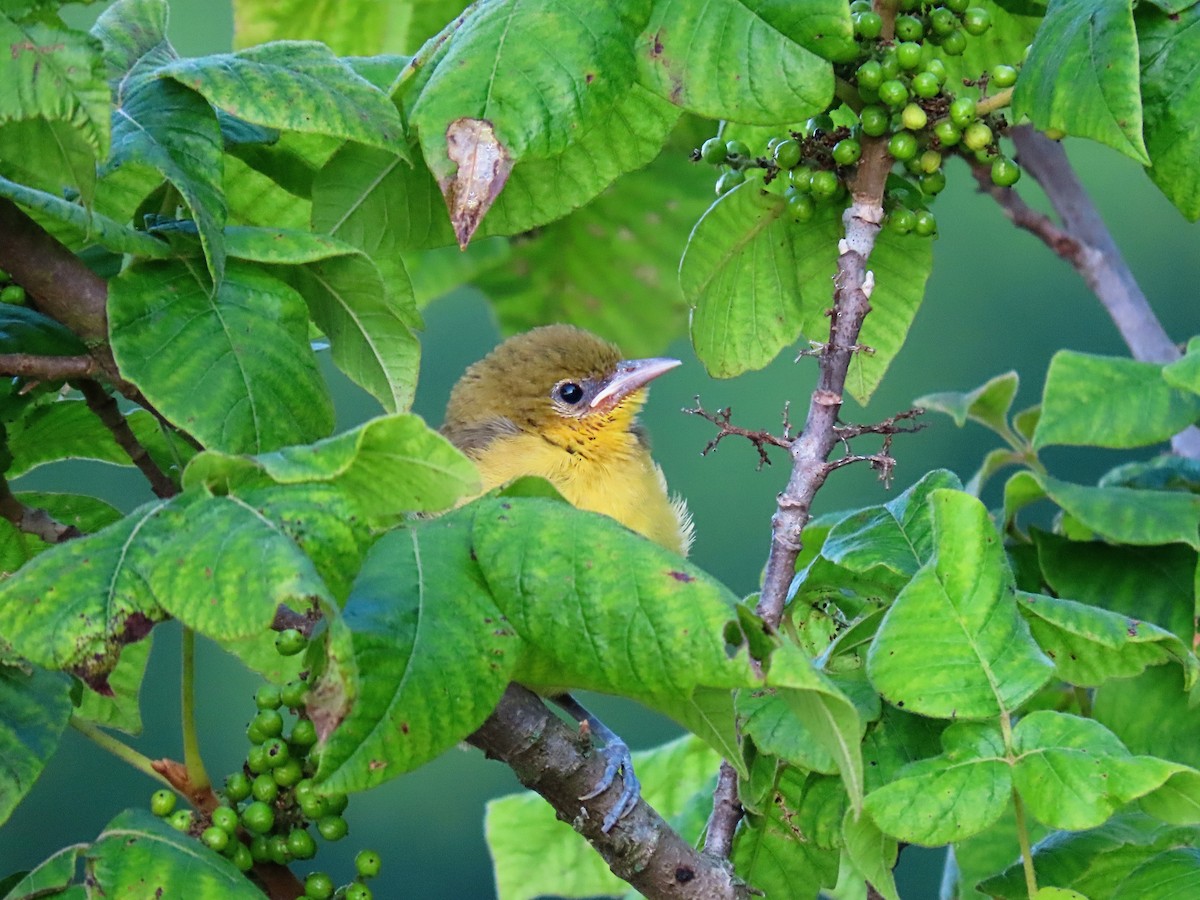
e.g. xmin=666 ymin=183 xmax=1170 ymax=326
xmin=981 ymin=127 xmax=1200 ymax=458
xmin=469 ymin=684 xmax=749 ymax=900
xmin=77 ymin=379 xmax=178 ymax=498
xmin=0 ymin=353 xmax=99 ymax=380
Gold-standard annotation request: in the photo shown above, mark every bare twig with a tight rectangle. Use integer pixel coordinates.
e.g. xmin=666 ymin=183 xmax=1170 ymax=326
xmin=469 ymin=684 xmax=750 ymax=900
xmin=0 ymin=353 xmax=99 ymax=381
xmin=0 ymin=476 xmax=81 ymax=544
xmin=77 ymin=379 xmax=178 ymax=498
xmin=702 ymin=761 xmax=743 ymax=860
xmin=979 ymin=126 xmax=1200 ymax=458
xmin=684 ymin=398 xmax=793 ymax=469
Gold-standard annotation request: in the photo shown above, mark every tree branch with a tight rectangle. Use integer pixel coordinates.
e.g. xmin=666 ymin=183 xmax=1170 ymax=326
xmin=469 ymin=684 xmax=750 ymax=900
xmin=0 ymin=353 xmax=99 ymax=380
xmin=0 ymin=474 xmax=82 ymax=543
xmin=981 ymin=127 xmax=1200 ymax=458
xmin=77 ymin=379 xmax=178 ymax=498
xmin=702 ymin=761 xmax=743 ymax=860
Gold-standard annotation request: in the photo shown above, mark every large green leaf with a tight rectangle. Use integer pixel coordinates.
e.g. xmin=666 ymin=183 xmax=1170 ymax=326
xmin=0 ymin=305 xmax=87 ymax=357
xmin=0 ymin=118 xmax=98 ymax=209
xmin=864 ymin=721 xmax=1011 ymax=846
xmin=159 ymin=41 xmax=404 ymax=150
xmin=0 ymin=663 xmax=70 ymax=827
xmin=73 ymin=635 xmax=149 ymax=735
xmin=232 ymin=0 xmax=416 ymax=54
xmin=0 ymin=14 xmax=108 ymax=157
xmin=1014 ymin=0 xmax=1149 ymax=163
xmin=1012 ymin=711 xmax=1184 ymax=831
xmin=313 ymin=514 xmax=513 ymax=794
xmin=867 ymin=489 xmax=1054 ymax=719
xmin=1094 ymin=666 xmax=1200 ymax=770
xmin=1036 ymin=474 xmax=1200 ymax=550
xmin=223 ymin=225 xmax=420 ymax=413
xmin=1018 ymin=591 xmax=1196 ymax=688
xmin=0 ymin=843 xmax=85 ymax=900
xmin=1138 ymin=4 xmax=1200 ymax=221
xmin=0 ymin=491 xmax=123 ymax=572
xmin=486 ymin=735 xmax=719 ymax=900
xmin=1034 ymin=351 xmax=1200 ymax=449
xmin=1113 ymin=849 xmax=1200 ymax=899
xmin=843 ymin=808 xmax=901 ymax=900
xmin=88 ymin=808 xmax=263 ymax=898
xmin=108 ymin=260 xmax=334 ymax=454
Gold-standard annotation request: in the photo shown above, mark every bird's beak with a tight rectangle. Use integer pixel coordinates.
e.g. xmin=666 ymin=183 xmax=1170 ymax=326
xmin=590 ymin=357 xmax=682 ymax=410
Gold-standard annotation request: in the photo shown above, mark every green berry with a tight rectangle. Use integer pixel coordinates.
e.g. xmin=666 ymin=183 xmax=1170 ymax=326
xmin=896 ymin=41 xmax=922 ymax=70
xmin=963 ymin=121 xmax=994 ymax=151
xmin=991 ymin=64 xmax=1018 ymax=89
xmin=288 ymin=828 xmax=318 ymax=860
xmin=700 ymin=137 xmax=727 ymax=164
xmin=809 ymin=170 xmax=840 ymax=200
xmin=168 ymin=809 xmax=193 ymax=832
xmin=241 ymin=800 xmax=275 ymax=834
xmin=267 ymin=834 xmax=291 ymax=865
xmin=262 ymin=737 xmax=290 ymax=768
xmin=853 ymin=11 xmax=883 ymax=39
xmin=894 ymin=15 xmax=925 ymax=41
xmin=933 ymin=120 xmax=962 ymax=147
xmin=288 ymin=717 xmax=316 ymax=748
xmin=355 ymin=850 xmax=383 ymax=880
xmin=274 ymin=628 xmax=308 ymax=657
xmin=150 ymin=789 xmax=176 ymax=818
xmin=785 ymin=187 xmax=815 ymax=222
xmin=202 ymin=826 xmax=230 ymax=853
xmin=325 ymin=793 xmax=349 ymax=816
xmin=250 ymin=835 xmax=270 ymax=862
xmin=901 ymin=103 xmax=928 ymax=131
xmin=247 ymin=744 xmax=270 ymax=774
xmin=212 ymin=805 xmax=239 ymax=834
xmin=849 ymin=0 xmax=872 ymax=11
xmin=273 ymin=757 xmax=305 ymax=787
xmin=859 ymin=105 xmax=890 ymax=137
xmin=317 ymin=815 xmax=349 ymax=842
xmin=945 ymin=0 xmax=969 ymax=11
xmin=246 ymin=721 xmax=268 ymax=746
xmin=878 ymin=79 xmax=908 ymax=107
xmin=306 ymin=873 xmax=335 ymax=900
xmin=888 ymin=206 xmax=917 ymax=234
xmin=918 ymin=149 xmax=942 ymax=174
xmin=225 ymin=771 xmax=252 ymax=803
xmin=252 ymin=708 xmax=285 ymax=739
xmin=949 ymin=97 xmax=977 ymax=128
xmin=789 ymin=164 xmax=814 ymax=190
xmin=924 ymin=58 xmax=948 ymax=84
xmin=912 ymin=72 xmax=940 ymax=99
xmin=725 ymin=139 xmax=751 ymax=159
xmin=773 ymin=139 xmax=802 ymax=170
xmin=231 ymin=843 xmax=254 ymax=872
xmin=879 ymin=51 xmax=901 ymax=80
xmin=920 ymin=170 xmax=947 ymax=194
xmin=344 ymin=884 xmax=372 ymax=900
xmin=930 ymin=7 xmax=957 ymax=35
xmin=963 ymin=7 xmax=992 ymax=35
xmin=856 ymin=59 xmax=883 ymax=90
xmin=887 ymin=130 xmax=919 ymax=161
xmin=280 ymin=680 xmax=310 ymax=709
xmin=299 ymin=791 xmax=330 ymax=820
xmin=914 ymin=209 xmax=938 ymax=236
xmin=715 ymin=169 xmax=745 ymax=195
xmin=0 ymin=285 xmax=26 ymax=306
xmin=991 ymin=156 xmax=1022 ymax=186
xmin=805 ymin=114 xmax=835 ymax=137
xmin=255 ymin=685 xmax=282 ymax=710
xmin=252 ymin=773 xmax=279 ymax=802
xmin=832 ymin=139 xmax=862 ymax=166
xmin=941 ymin=29 xmax=967 ymax=55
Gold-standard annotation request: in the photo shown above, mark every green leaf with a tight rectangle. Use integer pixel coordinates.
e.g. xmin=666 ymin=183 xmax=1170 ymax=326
xmin=1034 ymin=351 xmax=1200 ymax=449
xmin=73 ymin=635 xmax=150 ymax=735
xmin=636 ymin=0 xmax=835 ymax=124
xmin=0 ymin=305 xmax=87 ymax=357
xmin=313 ymin=514 xmax=512 ymax=794
xmin=1013 ymin=711 xmax=1183 ymax=831
xmin=864 ymin=721 xmax=1010 ymax=846
xmin=0 ymin=492 xmax=123 ymax=571
xmin=88 ymin=808 xmax=264 ymax=898
xmin=0 ymin=843 xmax=85 ymax=900
xmin=861 ymin=706 xmax=946 ymax=793
xmin=682 ymin=185 xmax=841 ymax=378
xmin=1013 ymin=0 xmax=1150 ymax=163
xmin=183 ymin=414 xmax=480 ymax=527
xmin=1138 ymin=4 xmax=1200 ymax=221
xmin=846 ymin=225 xmax=934 ymax=404
xmin=1004 ymin=469 xmax=1048 ymax=529
xmin=843 ymin=808 xmax=900 ymax=900
xmin=0 ymin=118 xmax=98 ymax=209
xmin=916 ymin=371 xmax=1020 ymax=435
xmin=1113 ymin=849 xmax=1200 ymax=899
xmin=224 ymin=226 xmax=421 ymax=413
xmin=486 ymin=735 xmax=719 ymax=900
xmin=476 ymin=152 xmax=713 ymax=357
xmin=867 ymin=489 xmax=1054 ymax=719
xmin=950 ymin=803 xmax=1045 ymax=900
xmin=0 ymin=15 xmax=108 ymax=157
xmin=1094 ymin=665 xmax=1200 ymax=770
xmin=820 ymin=469 xmax=963 ymax=582
xmin=1018 ymin=591 xmax=1196 ymax=688
xmin=1036 ymin=474 xmax=1200 ymax=550
xmin=0 ymin=664 xmax=70 ymax=827
xmin=231 ymin=0 xmax=416 ymax=55
xmin=109 ymin=260 xmax=334 ymax=454
xmin=159 ymin=41 xmax=405 ymax=150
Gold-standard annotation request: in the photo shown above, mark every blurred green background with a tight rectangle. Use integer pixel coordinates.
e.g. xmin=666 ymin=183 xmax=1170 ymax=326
xmin=4 ymin=1 xmax=1200 ymax=898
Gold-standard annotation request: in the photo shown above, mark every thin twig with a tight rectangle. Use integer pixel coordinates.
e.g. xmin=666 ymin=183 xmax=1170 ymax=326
xmin=77 ymin=379 xmax=178 ymax=498
xmin=683 ymin=398 xmax=793 ymax=469
xmin=0 ymin=353 xmax=98 ymax=380
xmin=0 ymin=475 xmax=82 ymax=544
xmin=702 ymin=761 xmax=743 ymax=859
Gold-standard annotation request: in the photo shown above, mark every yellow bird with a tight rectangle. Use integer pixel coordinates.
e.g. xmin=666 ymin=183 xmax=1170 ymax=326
xmin=442 ymin=324 xmax=692 ymax=556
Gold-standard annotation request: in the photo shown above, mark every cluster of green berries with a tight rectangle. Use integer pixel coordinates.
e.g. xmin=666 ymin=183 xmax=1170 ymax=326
xmin=693 ymin=0 xmax=1024 ymax=237
xmin=149 ymin=628 xmax=381 ymax=898
xmin=0 ymin=268 xmax=26 ymax=306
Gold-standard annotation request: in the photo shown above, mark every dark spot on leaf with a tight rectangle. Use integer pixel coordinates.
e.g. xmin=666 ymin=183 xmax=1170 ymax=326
xmin=401 ymin=722 xmax=409 ymax=734
xmin=124 ymin=611 xmax=156 ymax=642
xmin=675 ymin=867 xmax=695 ymax=883
xmin=585 ymin=72 xmax=594 ymax=84
xmin=470 ymin=549 xmax=478 ymax=561
xmin=369 ymin=759 xmax=387 ymax=770
xmin=1046 ymin=649 xmax=1057 ymax=659
xmin=1127 ymin=619 xmax=1140 ymax=636
xmin=896 ymin=700 xmax=905 ymax=708
xmin=1069 ymin=654 xmax=1077 ymax=660
xmin=483 ymin=617 xmax=493 ymax=624
xmin=650 ymin=31 xmax=664 ymax=56
xmin=500 ymin=502 xmax=511 ymax=510
xmin=669 ymin=570 xmax=694 ymax=583
xmin=204 ymin=567 xmax=212 ymax=578
xmin=869 ymin=760 xmax=878 ymax=766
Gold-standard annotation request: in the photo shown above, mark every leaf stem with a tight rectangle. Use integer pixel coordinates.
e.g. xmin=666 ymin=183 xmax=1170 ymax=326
xmin=1074 ymin=685 xmax=1093 ymax=718
xmin=1011 ymin=787 xmax=1039 ymax=898
xmin=180 ymin=628 xmax=210 ymax=793
xmin=977 ymin=87 xmax=1013 ymax=116
xmin=70 ymin=716 xmax=173 ymax=789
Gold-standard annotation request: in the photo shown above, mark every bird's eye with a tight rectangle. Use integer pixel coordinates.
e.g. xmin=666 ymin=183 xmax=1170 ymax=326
xmin=557 ymin=382 xmax=585 ymax=404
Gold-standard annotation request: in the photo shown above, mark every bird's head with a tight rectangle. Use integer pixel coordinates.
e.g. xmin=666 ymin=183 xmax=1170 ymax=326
xmin=443 ymin=324 xmax=681 ymax=455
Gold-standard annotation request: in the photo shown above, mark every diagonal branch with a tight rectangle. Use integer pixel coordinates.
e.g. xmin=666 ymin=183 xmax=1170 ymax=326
xmin=77 ymin=379 xmax=178 ymax=499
